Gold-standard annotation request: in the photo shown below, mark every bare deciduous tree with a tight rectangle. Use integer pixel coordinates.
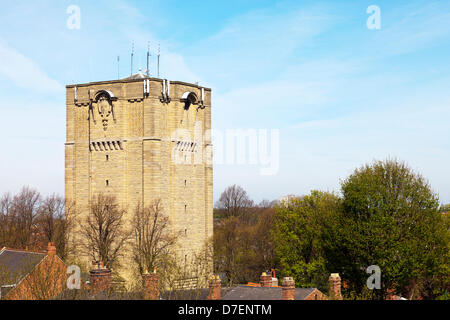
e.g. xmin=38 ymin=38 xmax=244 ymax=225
xmin=213 ymin=216 xmax=241 ymax=285
xmin=0 ymin=193 xmax=13 ymax=247
xmin=213 ymin=184 xmax=277 ymax=285
xmin=38 ymin=195 xmax=76 ymax=261
xmin=215 ymin=185 xmax=253 ymax=218
xmin=258 ymin=199 xmax=277 ymax=208
xmin=12 ymin=187 xmax=41 ymax=249
xmin=132 ymin=199 xmax=179 ymax=275
xmin=81 ymin=194 xmax=129 ymax=268
xmin=0 ymin=187 xmax=41 ymax=249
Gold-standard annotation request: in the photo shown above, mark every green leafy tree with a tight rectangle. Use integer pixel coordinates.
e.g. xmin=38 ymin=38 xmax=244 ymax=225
xmin=323 ymin=159 xmax=449 ymax=299
xmin=272 ymin=191 xmax=341 ymax=292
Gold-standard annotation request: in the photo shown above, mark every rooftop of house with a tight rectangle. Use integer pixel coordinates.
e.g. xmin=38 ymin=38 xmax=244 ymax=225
xmin=0 ymin=247 xmax=46 ymax=279
xmin=221 ymin=285 xmax=318 ymax=300
xmin=0 ymin=247 xmax=47 ymax=297
xmin=54 ymin=285 xmax=321 ymax=301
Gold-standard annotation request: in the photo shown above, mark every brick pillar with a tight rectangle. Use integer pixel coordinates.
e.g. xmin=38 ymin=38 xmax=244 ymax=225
xmin=328 ymin=273 xmax=343 ymax=300
xmin=142 ymin=272 xmax=159 ymax=300
xmin=207 ymin=275 xmax=221 ymax=300
xmin=89 ymin=262 xmax=112 ymax=296
xmin=260 ymin=272 xmax=272 ymax=287
xmin=282 ymin=277 xmax=295 ymax=300
xmin=46 ymin=242 xmax=56 ymax=256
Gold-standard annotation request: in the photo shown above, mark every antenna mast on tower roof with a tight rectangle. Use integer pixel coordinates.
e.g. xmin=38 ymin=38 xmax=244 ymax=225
xmin=157 ymin=43 xmax=160 ymax=78
xmin=146 ymin=41 xmax=150 ymax=77
xmin=131 ymin=42 xmax=134 ymax=76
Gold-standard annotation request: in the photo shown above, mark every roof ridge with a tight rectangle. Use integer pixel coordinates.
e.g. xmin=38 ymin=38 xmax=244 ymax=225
xmin=2 ymin=247 xmax=46 ymax=254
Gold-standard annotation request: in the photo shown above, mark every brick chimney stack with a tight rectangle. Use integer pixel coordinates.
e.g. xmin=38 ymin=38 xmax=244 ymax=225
xmin=89 ymin=262 xmax=112 ymax=296
xmin=142 ymin=271 xmax=159 ymax=300
xmin=260 ymin=272 xmax=272 ymax=287
xmin=46 ymin=242 xmax=56 ymax=256
xmin=328 ymin=273 xmax=343 ymax=300
xmin=207 ymin=275 xmax=221 ymax=300
xmin=282 ymin=277 xmax=295 ymax=300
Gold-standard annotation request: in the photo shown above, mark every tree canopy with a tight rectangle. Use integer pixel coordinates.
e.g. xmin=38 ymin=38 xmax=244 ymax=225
xmin=271 ymin=190 xmax=340 ymax=293
xmin=322 ymin=159 xmax=449 ymax=299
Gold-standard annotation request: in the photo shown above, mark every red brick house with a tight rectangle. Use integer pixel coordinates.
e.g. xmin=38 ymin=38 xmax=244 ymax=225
xmin=0 ymin=243 xmax=67 ymax=300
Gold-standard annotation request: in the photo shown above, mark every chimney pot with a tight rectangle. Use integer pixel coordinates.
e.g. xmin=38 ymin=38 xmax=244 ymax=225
xmin=46 ymin=242 xmax=56 ymax=256
xmin=142 ymin=271 xmax=159 ymax=300
xmin=207 ymin=275 xmax=221 ymax=300
xmin=89 ymin=266 xmax=112 ymax=296
xmin=260 ymin=272 xmax=272 ymax=287
xmin=282 ymin=277 xmax=295 ymax=300
xmin=329 ymin=273 xmax=343 ymax=300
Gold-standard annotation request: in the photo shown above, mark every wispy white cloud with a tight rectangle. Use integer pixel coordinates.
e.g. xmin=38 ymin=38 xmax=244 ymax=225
xmin=185 ymin=4 xmax=337 ymax=90
xmin=0 ymin=40 xmax=63 ymax=93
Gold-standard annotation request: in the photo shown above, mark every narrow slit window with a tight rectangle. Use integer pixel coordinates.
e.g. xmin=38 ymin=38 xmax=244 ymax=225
xmin=106 ymin=180 xmax=109 ymax=186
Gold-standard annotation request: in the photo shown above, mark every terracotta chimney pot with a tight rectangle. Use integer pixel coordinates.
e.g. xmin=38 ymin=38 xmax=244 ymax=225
xmin=207 ymin=275 xmax=221 ymax=300
xmin=46 ymin=242 xmax=56 ymax=256
xmin=329 ymin=273 xmax=343 ymax=300
xmin=89 ymin=262 xmax=112 ymax=296
xmin=142 ymin=271 xmax=159 ymax=300
xmin=260 ymin=272 xmax=272 ymax=287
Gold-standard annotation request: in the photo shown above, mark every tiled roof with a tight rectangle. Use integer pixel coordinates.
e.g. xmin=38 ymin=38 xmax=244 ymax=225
xmin=0 ymin=248 xmax=47 ymax=297
xmin=221 ymin=285 xmax=317 ymax=300
xmin=0 ymin=248 xmax=46 ymax=281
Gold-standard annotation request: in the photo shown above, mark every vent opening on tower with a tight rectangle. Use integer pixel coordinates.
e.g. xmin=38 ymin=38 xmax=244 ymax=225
xmin=181 ymin=92 xmax=198 ymax=110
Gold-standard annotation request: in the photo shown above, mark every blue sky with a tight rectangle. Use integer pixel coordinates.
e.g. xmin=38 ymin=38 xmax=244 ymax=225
xmin=0 ymin=0 xmax=449 ymax=204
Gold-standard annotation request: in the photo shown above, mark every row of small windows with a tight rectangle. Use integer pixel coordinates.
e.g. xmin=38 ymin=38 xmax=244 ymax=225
xmin=174 ymin=141 xmax=198 ymax=152
xmin=91 ymin=140 xmax=123 ymax=151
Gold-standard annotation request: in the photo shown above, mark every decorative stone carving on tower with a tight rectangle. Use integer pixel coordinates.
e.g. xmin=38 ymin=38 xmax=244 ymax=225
xmin=97 ymin=96 xmax=112 ymax=130
xmin=93 ymin=90 xmax=116 ymax=131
